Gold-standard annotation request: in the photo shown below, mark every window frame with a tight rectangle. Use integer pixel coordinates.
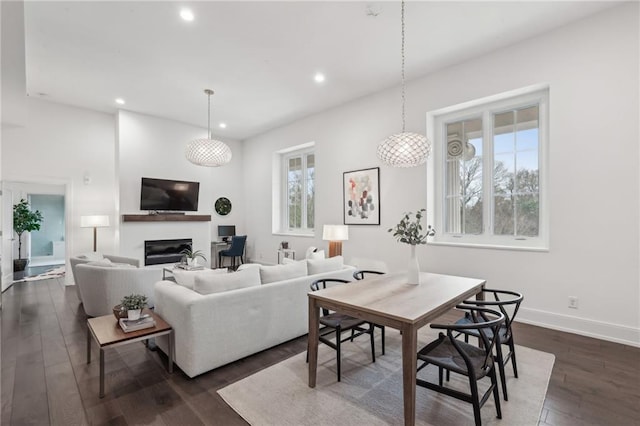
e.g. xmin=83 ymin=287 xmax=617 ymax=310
xmin=273 ymin=142 xmax=315 ymax=237
xmin=427 ymin=85 xmax=549 ymax=251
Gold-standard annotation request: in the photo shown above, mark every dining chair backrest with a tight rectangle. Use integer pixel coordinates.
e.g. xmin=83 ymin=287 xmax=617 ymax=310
xmin=353 ymin=269 xmax=385 ymax=280
xmin=310 ymin=278 xmax=350 ymax=316
xmin=463 ymin=288 xmax=523 ymax=340
xmin=226 ymin=235 xmax=247 ymax=256
xmin=431 ymin=305 xmax=505 ymax=373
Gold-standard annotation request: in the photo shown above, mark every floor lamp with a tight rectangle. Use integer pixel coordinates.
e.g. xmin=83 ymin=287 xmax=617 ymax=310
xmin=80 ymin=215 xmax=110 ymax=252
xmin=322 ymin=225 xmax=349 ymax=258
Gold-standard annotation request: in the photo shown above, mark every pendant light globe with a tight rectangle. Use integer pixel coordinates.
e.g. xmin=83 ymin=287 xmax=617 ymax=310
xmin=185 ymin=89 xmax=232 ymax=167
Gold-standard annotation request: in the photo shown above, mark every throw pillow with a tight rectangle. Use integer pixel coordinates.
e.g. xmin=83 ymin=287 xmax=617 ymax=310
xmin=260 ymin=261 xmax=308 ymax=284
xmin=173 ymin=268 xmax=228 ymax=290
xmin=193 ymin=267 xmax=261 ymax=295
xmin=307 ymin=255 xmax=344 ymax=275
xmin=237 ymin=263 xmax=261 ymax=271
xmin=78 ymin=252 xmax=104 ymax=261
xmin=87 ymin=258 xmax=113 ymax=267
xmin=308 ymin=250 xmax=325 ymax=260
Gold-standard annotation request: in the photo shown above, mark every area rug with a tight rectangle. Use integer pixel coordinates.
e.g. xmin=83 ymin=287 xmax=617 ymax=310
xmin=22 ymin=266 xmax=66 ymax=282
xmin=218 ymin=328 xmax=554 ymax=426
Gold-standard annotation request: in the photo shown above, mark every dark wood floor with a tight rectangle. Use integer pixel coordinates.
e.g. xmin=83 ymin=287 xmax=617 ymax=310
xmin=1 ymin=278 xmax=639 ymax=425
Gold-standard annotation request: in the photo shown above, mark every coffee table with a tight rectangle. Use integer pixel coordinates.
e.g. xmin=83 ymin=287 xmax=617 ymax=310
xmin=87 ymin=309 xmax=173 ymax=398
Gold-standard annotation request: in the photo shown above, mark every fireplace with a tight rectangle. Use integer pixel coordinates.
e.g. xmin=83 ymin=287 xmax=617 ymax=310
xmin=144 ymin=238 xmax=192 ymax=266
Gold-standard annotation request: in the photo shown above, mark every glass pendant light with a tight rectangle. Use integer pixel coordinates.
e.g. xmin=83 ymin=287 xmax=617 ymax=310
xmin=185 ymin=89 xmax=232 ymax=167
xmin=377 ymin=0 xmax=430 ymax=168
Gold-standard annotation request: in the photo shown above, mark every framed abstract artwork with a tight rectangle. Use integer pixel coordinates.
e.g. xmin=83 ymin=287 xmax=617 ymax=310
xmin=343 ymin=167 xmax=380 ymax=225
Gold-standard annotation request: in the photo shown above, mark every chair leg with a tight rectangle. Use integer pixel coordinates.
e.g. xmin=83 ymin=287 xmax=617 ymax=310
xmin=336 ymin=327 xmax=342 ymax=382
xmin=495 ymin=342 xmax=508 ymax=401
xmin=446 ymin=369 xmax=450 ymax=382
xmin=509 ymin=338 xmax=519 ymax=378
xmin=369 ymin=324 xmax=376 ymax=363
xmin=380 ymin=325 xmax=385 ymax=355
xmin=438 ymin=367 xmax=443 ymax=386
xmin=490 ymin=366 xmax=502 ymax=419
xmin=469 ymin=377 xmax=482 ymax=426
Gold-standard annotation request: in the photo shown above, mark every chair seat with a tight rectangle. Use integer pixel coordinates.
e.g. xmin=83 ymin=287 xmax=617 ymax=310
xmin=455 ymin=316 xmax=509 ymax=341
xmin=319 ymin=313 xmax=366 ymax=329
xmin=418 ymin=335 xmax=489 ymax=379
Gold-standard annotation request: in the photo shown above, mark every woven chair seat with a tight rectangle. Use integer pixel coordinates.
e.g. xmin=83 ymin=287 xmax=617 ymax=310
xmin=418 ymin=335 xmax=489 ymax=379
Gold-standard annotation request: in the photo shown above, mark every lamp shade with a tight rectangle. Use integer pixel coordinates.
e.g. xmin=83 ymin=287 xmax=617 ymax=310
xmin=185 ymin=138 xmax=232 ymax=167
xmin=377 ymin=132 xmax=431 ymax=168
xmin=322 ymin=225 xmax=349 ymax=241
xmin=80 ymin=215 xmax=110 ymax=228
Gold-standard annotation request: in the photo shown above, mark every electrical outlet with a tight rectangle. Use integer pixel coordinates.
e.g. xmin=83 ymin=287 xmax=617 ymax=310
xmin=568 ymin=296 xmax=579 ymax=309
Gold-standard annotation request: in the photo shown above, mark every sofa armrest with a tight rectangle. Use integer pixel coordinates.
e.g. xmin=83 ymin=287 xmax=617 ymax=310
xmin=104 ymin=254 xmax=140 ymax=267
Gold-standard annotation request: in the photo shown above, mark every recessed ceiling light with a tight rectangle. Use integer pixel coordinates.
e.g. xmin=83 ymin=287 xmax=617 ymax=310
xmin=115 ymin=98 xmax=125 ymax=105
xmin=314 ymin=73 xmax=326 ymax=83
xmin=180 ymin=8 xmax=194 ymax=22
xmin=219 ymin=123 xmax=227 ymax=129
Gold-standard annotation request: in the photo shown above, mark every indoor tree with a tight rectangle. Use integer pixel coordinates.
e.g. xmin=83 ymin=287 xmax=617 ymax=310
xmin=13 ymin=198 xmax=43 ymax=271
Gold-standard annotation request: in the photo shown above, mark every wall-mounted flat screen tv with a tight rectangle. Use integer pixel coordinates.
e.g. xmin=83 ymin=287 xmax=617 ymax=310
xmin=140 ymin=177 xmax=200 ymax=211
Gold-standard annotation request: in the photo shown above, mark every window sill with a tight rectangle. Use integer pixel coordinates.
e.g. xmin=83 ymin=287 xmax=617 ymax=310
xmin=428 ymin=240 xmax=549 ymax=253
xmin=272 ymin=231 xmax=315 ymax=238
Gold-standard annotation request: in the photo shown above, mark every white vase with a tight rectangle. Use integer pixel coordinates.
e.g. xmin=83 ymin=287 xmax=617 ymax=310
xmin=127 ymin=309 xmax=141 ymax=320
xmin=407 ymin=244 xmax=421 ymax=285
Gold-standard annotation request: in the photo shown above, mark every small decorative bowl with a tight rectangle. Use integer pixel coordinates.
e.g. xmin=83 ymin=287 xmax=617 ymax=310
xmin=112 ymin=304 xmax=128 ymax=320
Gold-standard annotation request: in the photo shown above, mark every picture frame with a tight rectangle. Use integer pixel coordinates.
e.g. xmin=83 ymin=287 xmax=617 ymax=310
xmin=343 ymin=167 xmax=380 ymax=225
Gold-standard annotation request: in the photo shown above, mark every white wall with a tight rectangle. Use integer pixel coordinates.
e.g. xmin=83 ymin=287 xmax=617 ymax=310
xmin=2 ymin=98 xmax=117 ymax=284
xmin=242 ymin=4 xmax=639 ymax=345
xmin=117 ymin=110 xmax=245 ymax=266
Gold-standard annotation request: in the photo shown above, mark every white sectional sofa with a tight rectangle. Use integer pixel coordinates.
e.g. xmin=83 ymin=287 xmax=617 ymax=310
xmin=154 ymin=256 xmax=356 ymax=378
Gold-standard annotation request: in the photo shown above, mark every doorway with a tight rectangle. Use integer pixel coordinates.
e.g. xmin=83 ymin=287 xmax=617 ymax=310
xmin=1 ymin=181 xmax=70 ymax=290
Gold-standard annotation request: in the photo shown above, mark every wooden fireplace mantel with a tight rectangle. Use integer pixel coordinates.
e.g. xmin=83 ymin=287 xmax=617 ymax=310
xmin=122 ymin=214 xmax=211 ymax=222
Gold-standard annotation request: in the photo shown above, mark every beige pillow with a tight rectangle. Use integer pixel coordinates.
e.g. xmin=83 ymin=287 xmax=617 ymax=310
xmin=260 ymin=261 xmax=308 ymax=284
xmin=173 ymin=268 xmax=228 ymax=290
xmin=87 ymin=258 xmax=113 ymax=267
xmin=307 ymin=256 xmax=344 ymax=275
xmin=193 ymin=267 xmax=261 ymax=295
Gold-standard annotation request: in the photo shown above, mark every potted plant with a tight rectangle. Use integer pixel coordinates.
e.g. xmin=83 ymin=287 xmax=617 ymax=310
xmin=388 ymin=208 xmax=435 ymax=285
xmin=13 ymin=198 xmax=44 ymax=272
xmin=180 ymin=248 xmax=207 ymax=267
xmin=121 ymin=294 xmax=148 ymax=320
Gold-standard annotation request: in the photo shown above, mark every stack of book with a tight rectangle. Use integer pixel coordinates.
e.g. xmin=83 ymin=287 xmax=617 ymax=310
xmin=119 ymin=315 xmax=156 ymax=333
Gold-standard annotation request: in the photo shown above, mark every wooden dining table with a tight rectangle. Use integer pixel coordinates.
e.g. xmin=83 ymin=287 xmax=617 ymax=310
xmin=307 ymin=271 xmax=485 ymax=426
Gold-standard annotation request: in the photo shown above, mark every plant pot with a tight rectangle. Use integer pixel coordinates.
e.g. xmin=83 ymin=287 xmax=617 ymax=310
xmin=113 ymin=304 xmax=128 ymax=320
xmin=13 ymin=259 xmax=28 ymax=272
xmin=187 ymin=258 xmax=198 ymax=267
xmin=127 ymin=309 xmax=142 ymax=320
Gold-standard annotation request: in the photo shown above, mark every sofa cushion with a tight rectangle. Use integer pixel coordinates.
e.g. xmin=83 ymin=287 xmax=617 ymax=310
xmin=193 ymin=267 xmax=261 ymax=295
xmin=307 ymin=256 xmax=344 ymax=275
xmin=237 ymin=263 xmax=261 ymax=271
xmin=173 ymin=268 xmax=228 ymax=290
xmin=87 ymin=258 xmax=113 ymax=267
xmin=260 ymin=261 xmax=308 ymax=284
xmin=77 ymin=252 xmax=104 ymax=261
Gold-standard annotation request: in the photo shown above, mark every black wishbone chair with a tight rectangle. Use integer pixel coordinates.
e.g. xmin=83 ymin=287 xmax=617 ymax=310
xmin=416 ymin=305 xmax=505 ymax=426
xmin=454 ymin=289 xmax=523 ymax=401
xmin=308 ymin=278 xmax=377 ymax=382
xmin=352 ymin=269 xmax=387 ymax=355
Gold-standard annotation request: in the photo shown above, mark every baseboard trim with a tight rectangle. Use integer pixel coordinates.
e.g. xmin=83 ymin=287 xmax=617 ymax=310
xmin=517 ymin=307 xmax=640 ymax=348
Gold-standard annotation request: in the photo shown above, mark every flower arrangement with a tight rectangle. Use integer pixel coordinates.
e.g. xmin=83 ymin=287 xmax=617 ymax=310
xmin=121 ymin=294 xmax=148 ymax=311
xmin=388 ymin=208 xmax=435 ymax=245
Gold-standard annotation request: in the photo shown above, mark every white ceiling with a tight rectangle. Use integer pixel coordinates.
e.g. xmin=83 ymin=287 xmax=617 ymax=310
xmin=24 ymin=1 xmax=618 ymax=140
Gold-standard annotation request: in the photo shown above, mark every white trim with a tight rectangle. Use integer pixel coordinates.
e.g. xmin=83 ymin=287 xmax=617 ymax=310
xmin=517 ymin=307 xmax=640 ymax=348
xmin=427 ymin=85 xmax=549 ymax=250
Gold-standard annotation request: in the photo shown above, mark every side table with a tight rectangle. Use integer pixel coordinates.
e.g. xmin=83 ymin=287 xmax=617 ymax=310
xmin=277 ymin=248 xmax=296 ymax=264
xmin=87 ymin=309 xmax=173 ymax=398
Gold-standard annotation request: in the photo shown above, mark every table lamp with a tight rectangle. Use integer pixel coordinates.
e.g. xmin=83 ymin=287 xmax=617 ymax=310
xmin=322 ymin=225 xmax=349 ymax=258
xmin=81 ymin=215 xmax=110 ymax=252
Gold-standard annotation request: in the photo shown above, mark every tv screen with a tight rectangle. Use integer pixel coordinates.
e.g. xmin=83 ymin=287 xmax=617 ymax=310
xmin=140 ymin=177 xmax=200 ymax=212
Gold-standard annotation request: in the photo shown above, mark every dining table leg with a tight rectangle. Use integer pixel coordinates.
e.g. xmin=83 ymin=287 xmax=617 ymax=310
xmin=401 ymin=323 xmax=418 ymax=426
xmin=308 ymin=297 xmax=319 ymax=388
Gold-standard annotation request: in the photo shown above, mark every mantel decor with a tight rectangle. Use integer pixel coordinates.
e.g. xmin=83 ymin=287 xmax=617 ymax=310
xmin=388 ymin=208 xmax=435 ymax=285
xmin=343 ymin=167 xmax=380 ymax=225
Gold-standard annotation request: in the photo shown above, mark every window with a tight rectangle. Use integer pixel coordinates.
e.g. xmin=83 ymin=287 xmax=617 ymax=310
xmin=274 ymin=143 xmax=315 ymax=235
xmin=427 ymin=86 xmax=548 ymax=250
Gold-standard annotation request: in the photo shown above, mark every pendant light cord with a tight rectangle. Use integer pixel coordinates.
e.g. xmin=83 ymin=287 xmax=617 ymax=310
xmin=207 ymin=91 xmax=212 ymax=139
xmin=401 ymin=0 xmax=406 ymax=133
